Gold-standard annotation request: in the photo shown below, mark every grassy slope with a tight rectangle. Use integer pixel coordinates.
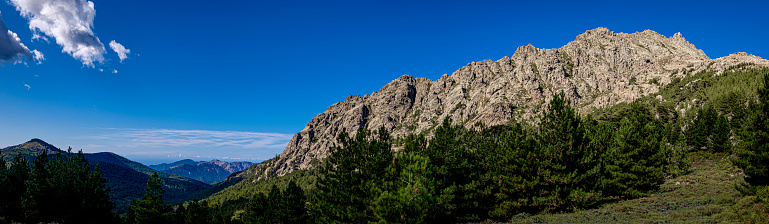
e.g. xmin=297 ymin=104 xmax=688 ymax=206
xmin=507 ymin=152 xmax=768 ymax=223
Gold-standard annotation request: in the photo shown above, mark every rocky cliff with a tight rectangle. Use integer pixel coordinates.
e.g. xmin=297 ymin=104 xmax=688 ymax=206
xmin=248 ymin=27 xmax=769 ymax=180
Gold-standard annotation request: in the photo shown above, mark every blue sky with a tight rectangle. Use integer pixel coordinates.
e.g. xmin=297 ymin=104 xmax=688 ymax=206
xmin=0 ymin=0 xmax=767 ymax=164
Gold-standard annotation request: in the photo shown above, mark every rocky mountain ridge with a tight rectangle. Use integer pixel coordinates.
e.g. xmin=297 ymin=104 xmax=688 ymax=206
xmin=244 ymin=27 xmax=769 ymax=180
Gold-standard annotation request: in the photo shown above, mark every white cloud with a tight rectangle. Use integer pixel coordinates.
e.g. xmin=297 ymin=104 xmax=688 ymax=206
xmin=30 ymin=49 xmax=44 ymax=64
xmin=0 ymin=12 xmax=32 ymax=64
xmin=109 ymin=40 xmax=129 ymax=62
xmin=24 ymin=83 xmax=30 ymax=90
xmin=91 ymin=128 xmax=294 ymax=150
xmin=9 ymin=0 xmax=106 ymax=67
xmin=112 ymin=69 xmax=117 ymax=73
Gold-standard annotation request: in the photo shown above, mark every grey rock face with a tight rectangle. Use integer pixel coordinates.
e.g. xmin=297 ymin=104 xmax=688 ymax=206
xmin=250 ymin=27 xmax=769 ymax=180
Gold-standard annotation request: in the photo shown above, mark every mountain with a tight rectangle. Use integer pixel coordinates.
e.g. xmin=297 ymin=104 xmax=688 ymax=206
xmin=233 ymin=27 xmax=769 ymax=181
xmin=157 ymin=159 xmax=254 ymax=184
xmin=148 ymin=159 xmax=198 ymax=171
xmin=0 ymin=139 xmax=211 ymax=213
xmin=1 ymin=138 xmax=63 ymax=161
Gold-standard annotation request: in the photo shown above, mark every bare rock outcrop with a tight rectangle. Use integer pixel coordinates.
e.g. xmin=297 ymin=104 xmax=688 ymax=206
xmin=248 ymin=27 xmax=769 ymax=179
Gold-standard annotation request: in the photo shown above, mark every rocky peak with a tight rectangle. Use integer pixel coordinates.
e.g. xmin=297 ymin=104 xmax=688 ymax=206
xmin=250 ymin=27 xmax=769 ymax=179
xmin=513 ymin=44 xmax=539 ymax=60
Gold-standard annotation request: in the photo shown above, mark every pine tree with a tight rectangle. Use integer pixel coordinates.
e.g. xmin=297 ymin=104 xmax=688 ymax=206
xmin=0 ymin=153 xmax=9 ymax=221
xmin=725 ymin=91 xmax=748 ymax=129
xmin=486 ymin=123 xmax=536 ymax=220
xmin=172 ymin=202 xmax=187 ymax=224
xmin=686 ymin=106 xmax=717 ymax=150
xmin=423 ymin=117 xmax=484 ymax=222
xmin=665 ymin=120 xmax=682 ymax=144
xmin=24 ymin=150 xmax=51 ymax=222
xmin=21 ymin=149 xmax=116 ymax=224
xmin=711 ymin=114 xmax=732 ymax=152
xmin=182 ymin=200 xmax=214 ymax=224
xmin=584 ymin=116 xmax=614 ymax=197
xmin=602 ymin=102 xmax=667 ymax=198
xmin=529 ymin=93 xmax=600 ymax=212
xmin=280 ymin=180 xmax=306 ymax=224
xmin=0 ymin=154 xmax=29 ymax=223
xmin=370 ymin=151 xmax=435 ymax=224
xmin=265 ymin=184 xmax=282 ymax=221
xmin=242 ymin=182 xmax=305 ymax=224
xmin=243 ymin=192 xmax=269 ymax=224
xmin=66 ymin=151 xmax=116 ymax=224
xmin=0 ymin=153 xmax=6 ymax=220
xmin=312 ymin=126 xmax=393 ymax=223
xmin=735 ymin=72 xmax=769 ymax=193
xmin=379 ymin=132 xmax=447 ymax=223
xmin=127 ymin=172 xmax=171 ymax=224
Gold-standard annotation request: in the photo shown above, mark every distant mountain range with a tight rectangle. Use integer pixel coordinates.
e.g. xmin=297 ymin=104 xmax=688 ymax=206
xmin=0 ymin=139 xmax=211 ymax=213
xmin=150 ymin=159 xmax=253 ymax=184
